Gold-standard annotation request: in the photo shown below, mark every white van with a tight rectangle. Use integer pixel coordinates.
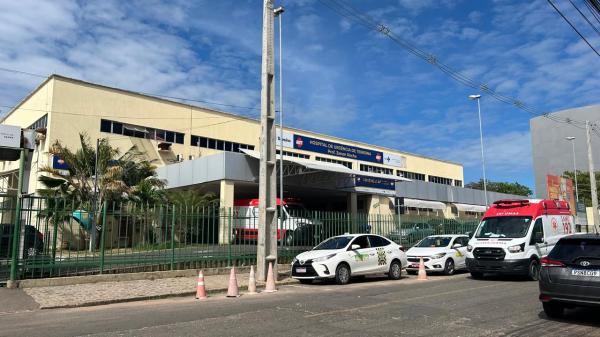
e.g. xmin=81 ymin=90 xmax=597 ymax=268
xmin=466 ymin=199 xmax=574 ymax=280
xmin=232 ymin=198 xmax=320 ymax=245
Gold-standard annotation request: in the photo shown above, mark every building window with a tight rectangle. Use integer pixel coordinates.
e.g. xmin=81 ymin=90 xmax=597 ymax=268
xmin=100 ymin=119 xmax=184 ymax=144
xmin=191 ymin=135 xmax=254 ymax=153
xmin=360 ymin=164 xmax=393 ymax=175
xmin=315 ymin=156 xmax=351 ymax=169
xmin=276 ymin=149 xmax=310 ymax=159
xmin=454 ymin=180 xmax=463 ymax=187
xmin=397 ymin=170 xmax=425 ymax=181
xmin=428 ymin=175 xmax=453 ymax=185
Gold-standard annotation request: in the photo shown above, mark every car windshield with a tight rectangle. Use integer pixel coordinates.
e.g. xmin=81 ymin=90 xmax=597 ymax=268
xmin=416 ymin=237 xmax=452 ymax=248
xmin=548 ymin=238 xmax=600 ymax=262
xmin=314 ymin=236 xmax=352 ymax=250
xmin=475 ymin=216 xmax=532 ymax=238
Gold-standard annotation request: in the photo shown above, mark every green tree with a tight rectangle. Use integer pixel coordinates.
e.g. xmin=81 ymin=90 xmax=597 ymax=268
xmin=563 ymin=170 xmax=600 ymax=207
xmin=465 ymin=179 xmax=532 ymax=196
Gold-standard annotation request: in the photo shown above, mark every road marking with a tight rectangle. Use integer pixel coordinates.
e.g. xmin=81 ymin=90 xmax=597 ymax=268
xmin=303 ymin=282 xmax=507 ymax=318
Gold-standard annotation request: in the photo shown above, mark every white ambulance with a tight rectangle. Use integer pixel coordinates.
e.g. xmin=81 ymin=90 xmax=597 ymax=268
xmin=466 ymin=199 xmax=574 ymax=280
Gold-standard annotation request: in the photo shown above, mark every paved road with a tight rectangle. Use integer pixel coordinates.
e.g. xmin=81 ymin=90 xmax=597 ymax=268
xmin=1 ymin=273 xmax=599 ymax=337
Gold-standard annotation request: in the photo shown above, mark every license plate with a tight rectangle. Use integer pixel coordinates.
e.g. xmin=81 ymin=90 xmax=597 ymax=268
xmin=296 ymin=267 xmax=307 ymax=273
xmin=571 ymin=269 xmax=600 ymax=277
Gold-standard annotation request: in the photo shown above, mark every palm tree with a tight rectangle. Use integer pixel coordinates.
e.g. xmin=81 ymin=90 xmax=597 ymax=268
xmin=38 ymin=133 xmax=165 ymax=248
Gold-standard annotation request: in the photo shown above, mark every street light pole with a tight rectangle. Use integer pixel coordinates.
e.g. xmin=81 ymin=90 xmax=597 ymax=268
xmin=469 ymin=94 xmax=488 ymax=207
xmin=585 ymin=121 xmax=600 ymax=233
xmin=565 ymin=137 xmax=579 ymax=203
xmin=274 ymin=5 xmax=285 ymax=244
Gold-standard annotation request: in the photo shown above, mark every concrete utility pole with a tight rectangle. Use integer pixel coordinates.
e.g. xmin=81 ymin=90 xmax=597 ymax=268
xmin=585 ymin=121 xmax=600 ymax=233
xmin=257 ymin=0 xmax=278 ymax=282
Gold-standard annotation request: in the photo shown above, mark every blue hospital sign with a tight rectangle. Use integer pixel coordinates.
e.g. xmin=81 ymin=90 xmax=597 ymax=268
xmin=293 ymin=134 xmax=384 ymax=164
xmin=355 ymin=176 xmax=396 ymax=190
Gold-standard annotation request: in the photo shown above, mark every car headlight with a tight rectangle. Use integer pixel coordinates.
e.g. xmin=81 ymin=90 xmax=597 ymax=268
xmin=467 ymin=245 xmax=473 ymax=252
xmin=508 ymin=243 xmax=525 ymax=253
xmin=292 ymin=258 xmax=298 ymax=264
xmin=431 ymin=253 xmax=446 ymax=260
xmin=313 ymin=254 xmax=336 ymax=263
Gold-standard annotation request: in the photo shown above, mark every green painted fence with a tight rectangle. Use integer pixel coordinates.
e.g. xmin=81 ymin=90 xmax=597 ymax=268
xmin=0 ymin=196 xmax=480 ymax=283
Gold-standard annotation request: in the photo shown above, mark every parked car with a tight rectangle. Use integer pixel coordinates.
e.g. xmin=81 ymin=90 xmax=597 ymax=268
xmin=291 ymin=234 xmax=408 ymax=285
xmin=388 ymin=223 xmax=435 ymax=246
xmin=539 ymin=234 xmax=600 ymax=318
xmin=406 ymin=235 xmax=470 ymax=275
xmin=0 ymin=224 xmax=44 ymax=259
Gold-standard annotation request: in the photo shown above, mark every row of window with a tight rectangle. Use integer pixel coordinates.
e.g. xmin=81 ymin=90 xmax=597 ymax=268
xmin=454 ymin=180 xmax=463 ymax=187
xmin=315 ymin=156 xmax=352 ymax=169
xmin=190 ymin=135 xmax=255 ymax=153
xmin=359 ymin=164 xmax=393 ymax=175
xmin=397 ymin=170 xmax=425 ymax=181
xmin=29 ymin=114 xmax=48 ymax=130
xmin=428 ymin=175 xmax=453 ymax=185
xmin=100 ymin=119 xmax=185 ymax=144
xmin=276 ymin=149 xmax=310 ymax=159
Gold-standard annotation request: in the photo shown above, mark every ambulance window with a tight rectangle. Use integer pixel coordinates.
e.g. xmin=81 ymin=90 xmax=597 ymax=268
xmin=530 ymin=219 xmax=544 ymax=245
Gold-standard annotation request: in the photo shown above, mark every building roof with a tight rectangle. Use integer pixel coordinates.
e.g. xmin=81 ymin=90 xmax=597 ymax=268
xmin=3 ymin=74 xmax=463 ymax=166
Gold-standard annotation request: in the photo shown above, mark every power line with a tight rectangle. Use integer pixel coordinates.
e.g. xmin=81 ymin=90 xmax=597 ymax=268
xmin=547 ymin=0 xmax=600 ymax=57
xmin=570 ymin=0 xmax=600 ymax=37
xmin=317 ymin=0 xmax=597 ymax=131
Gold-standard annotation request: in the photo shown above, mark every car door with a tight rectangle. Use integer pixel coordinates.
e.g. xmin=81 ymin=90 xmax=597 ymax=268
xmin=368 ymin=235 xmax=393 ymax=272
xmin=451 ymin=237 xmax=468 ymax=268
xmin=347 ymin=235 xmax=377 ymax=274
xmin=530 ymin=218 xmax=547 ymax=256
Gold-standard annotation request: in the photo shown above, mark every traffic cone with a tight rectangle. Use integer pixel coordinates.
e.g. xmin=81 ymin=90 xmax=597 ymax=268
xmin=196 ymin=270 xmax=207 ymax=300
xmin=247 ymin=265 xmax=257 ymax=295
xmin=226 ymin=267 xmax=240 ymax=298
xmin=263 ymin=262 xmax=277 ymax=293
xmin=417 ymin=257 xmax=428 ymax=281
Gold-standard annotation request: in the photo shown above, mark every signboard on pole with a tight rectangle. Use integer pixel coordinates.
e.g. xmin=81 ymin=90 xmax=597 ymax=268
xmin=0 ymin=125 xmax=21 ymax=149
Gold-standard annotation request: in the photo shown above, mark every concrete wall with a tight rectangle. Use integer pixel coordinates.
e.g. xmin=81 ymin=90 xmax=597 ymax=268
xmin=530 ymin=105 xmax=600 ymax=198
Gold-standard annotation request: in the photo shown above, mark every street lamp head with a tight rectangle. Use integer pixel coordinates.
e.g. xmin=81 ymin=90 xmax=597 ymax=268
xmin=274 ymin=6 xmax=285 ymax=16
xmin=468 ymin=94 xmax=481 ymax=100
xmin=565 ymin=136 xmax=576 ymax=141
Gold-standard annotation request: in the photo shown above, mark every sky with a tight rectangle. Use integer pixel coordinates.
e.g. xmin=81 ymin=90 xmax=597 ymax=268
xmin=1 ymin=0 xmax=599 ymax=193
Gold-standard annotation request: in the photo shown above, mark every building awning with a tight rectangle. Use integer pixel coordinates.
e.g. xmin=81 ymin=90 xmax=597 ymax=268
xmin=403 ymin=198 xmax=446 ymax=210
xmin=240 ymin=149 xmax=409 ymax=181
xmin=453 ymin=203 xmax=486 ymax=213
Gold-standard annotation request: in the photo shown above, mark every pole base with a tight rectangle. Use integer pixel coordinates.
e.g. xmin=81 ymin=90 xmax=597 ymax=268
xmin=6 ymin=280 xmax=19 ymax=289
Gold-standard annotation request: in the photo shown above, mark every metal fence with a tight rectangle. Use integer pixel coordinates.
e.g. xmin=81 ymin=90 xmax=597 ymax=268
xmin=0 ymin=196 xmax=480 ymax=283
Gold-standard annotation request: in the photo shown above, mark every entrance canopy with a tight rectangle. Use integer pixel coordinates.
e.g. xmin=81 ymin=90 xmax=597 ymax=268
xmin=402 ymin=198 xmax=446 ymax=210
xmin=240 ymin=149 xmax=409 ymax=182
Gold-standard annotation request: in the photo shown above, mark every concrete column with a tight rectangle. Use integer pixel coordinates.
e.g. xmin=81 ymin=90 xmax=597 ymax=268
xmin=219 ymin=180 xmax=235 ymax=245
xmin=348 ymin=192 xmax=358 ymax=233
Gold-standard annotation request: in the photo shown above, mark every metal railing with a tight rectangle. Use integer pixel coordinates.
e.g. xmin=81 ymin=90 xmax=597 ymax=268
xmin=0 ymin=197 xmax=480 ymax=283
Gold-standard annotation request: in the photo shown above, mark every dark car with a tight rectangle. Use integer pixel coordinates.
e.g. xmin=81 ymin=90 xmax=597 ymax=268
xmin=539 ymin=234 xmax=600 ymax=318
xmin=0 ymin=224 xmax=44 ymax=259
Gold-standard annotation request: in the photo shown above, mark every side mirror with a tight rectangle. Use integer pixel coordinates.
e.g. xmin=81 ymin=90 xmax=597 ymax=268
xmin=351 ymin=244 xmax=360 ymax=250
xmin=535 ymin=232 xmax=544 ymax=244
xmin=452 ymin=244 xmax=462 ymax=249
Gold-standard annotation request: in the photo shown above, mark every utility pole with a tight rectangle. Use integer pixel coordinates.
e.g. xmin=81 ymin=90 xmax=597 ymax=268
xmin=274 ymin=5 xmax=285 ymax=249
xmin=585 ymin=121 xmax=600 ymax=233
xmin=257 ymin=0 xmax=278 ymax=282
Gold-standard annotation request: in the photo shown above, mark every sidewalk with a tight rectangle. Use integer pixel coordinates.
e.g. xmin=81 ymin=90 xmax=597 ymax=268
xmin=22 ymin=270 xmax=296 ymax=309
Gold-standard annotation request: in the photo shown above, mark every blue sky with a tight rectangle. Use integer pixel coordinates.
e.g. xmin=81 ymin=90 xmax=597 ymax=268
xmin=1 ymin=0 xmax=599 ymax=192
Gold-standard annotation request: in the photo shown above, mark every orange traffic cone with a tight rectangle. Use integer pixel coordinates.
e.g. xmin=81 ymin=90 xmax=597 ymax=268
xmin=196 ymin=270 xmax=207 ymax=300
xmin=247 ymin=265 xmax=257 ymax=295
xmin=226 ymin=267 xmax=240 ymax=297
xmin=417 ymin=257 xmax=428 ymax=281
xmin=263 ymin=262 xmax=277 ymax=293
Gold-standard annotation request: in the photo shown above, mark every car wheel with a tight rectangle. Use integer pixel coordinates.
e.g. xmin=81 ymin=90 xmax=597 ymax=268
xmin=389 ymin=260 xmax=402 ymax=280
xmin=299 ymin=279 xmax=313 ymax=285
xmin=543 ymin=302 xmax=564 ymax=318
xmin=528 ymin=259 xmax=540 ymax=281
xmin=443 ymin=259 xmax=455 ymax=276
xmin=470 ymin=272 xmax=484 ymax=279
xmin=335 ymin=263 xmax=351 ymax=285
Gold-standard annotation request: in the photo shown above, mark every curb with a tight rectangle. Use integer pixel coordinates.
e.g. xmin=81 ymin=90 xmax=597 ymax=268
xmin=39 ymin=278 xmax=298 ymax=310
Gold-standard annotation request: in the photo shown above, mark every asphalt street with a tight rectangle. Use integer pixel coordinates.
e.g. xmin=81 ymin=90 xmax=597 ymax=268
xmin=1 ymin=273 xmax=599 ymax=337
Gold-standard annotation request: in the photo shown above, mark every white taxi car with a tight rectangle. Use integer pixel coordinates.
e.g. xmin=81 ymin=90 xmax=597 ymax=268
xmin=406 ymin=235 xmax=470 ymax=275
xmin=291 ymin=234 xmax=408 ymax=285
